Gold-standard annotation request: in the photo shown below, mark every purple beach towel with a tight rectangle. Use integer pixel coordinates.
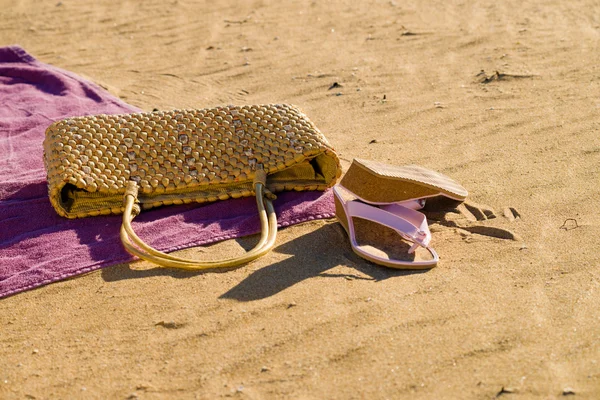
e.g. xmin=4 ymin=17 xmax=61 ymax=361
xmin=0 ymin=46 xmax=336 ymax=299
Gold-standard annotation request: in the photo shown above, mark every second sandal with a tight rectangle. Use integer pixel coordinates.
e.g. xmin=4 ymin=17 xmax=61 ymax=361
xmin=334 ymin=159 xmax=468 ymax=269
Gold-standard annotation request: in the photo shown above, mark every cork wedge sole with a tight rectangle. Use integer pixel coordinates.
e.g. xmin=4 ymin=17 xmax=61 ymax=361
xmin=333 ymin=185 xmax=438 ymax=270
xmin=339 ymin=159 xmax=468 ymax=205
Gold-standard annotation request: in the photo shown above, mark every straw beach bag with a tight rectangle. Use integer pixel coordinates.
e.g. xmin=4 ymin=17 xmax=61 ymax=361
xmin=44 ymin=104 xmax=341 ymax=270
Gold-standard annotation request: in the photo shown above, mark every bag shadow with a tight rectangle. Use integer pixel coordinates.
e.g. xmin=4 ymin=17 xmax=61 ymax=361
xmin=219 ymin=222 xmax=428 ymax=302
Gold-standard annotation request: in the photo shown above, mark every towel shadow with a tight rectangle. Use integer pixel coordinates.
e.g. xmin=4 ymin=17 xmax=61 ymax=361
xmin=220 ymin=222 xmax=428 ymax=302
xmin=100 ymin=261 xmax=206 ymax=282
xmin=100 ymin=234 xmax=263 ymax=282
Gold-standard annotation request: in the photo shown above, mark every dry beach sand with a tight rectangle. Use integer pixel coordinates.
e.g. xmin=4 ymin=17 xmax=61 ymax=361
xmin=1 ymin=0 xmax=600 ymax=398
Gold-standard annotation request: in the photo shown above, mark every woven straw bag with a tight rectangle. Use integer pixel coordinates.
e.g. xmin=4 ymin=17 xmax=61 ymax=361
xmin=44 ymin=104 xmax=341 ymax=269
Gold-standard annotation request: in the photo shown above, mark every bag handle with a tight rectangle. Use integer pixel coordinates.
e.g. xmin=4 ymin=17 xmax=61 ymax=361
xmin=119 ymin=168 xmax=278 ymax=270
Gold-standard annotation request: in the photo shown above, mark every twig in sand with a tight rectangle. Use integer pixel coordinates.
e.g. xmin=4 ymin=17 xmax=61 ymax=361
xmin=224 ymin=18 xmax=249 ymax=24
xmin=559 ymin=218 xmax=579 ymax=231
xmin=496 ymin=386 xmax=516 ymax=397
xmin=477 ymin=70 xmax=536 ymax=84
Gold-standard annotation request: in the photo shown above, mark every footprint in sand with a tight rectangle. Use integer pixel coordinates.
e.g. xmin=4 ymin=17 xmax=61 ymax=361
xmin=424 ymin=198 xmax=522 ymax=241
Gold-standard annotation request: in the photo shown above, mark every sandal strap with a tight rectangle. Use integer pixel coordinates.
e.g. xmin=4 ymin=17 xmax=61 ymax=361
xmin=345 ymin=200 xmax=431 ymax=249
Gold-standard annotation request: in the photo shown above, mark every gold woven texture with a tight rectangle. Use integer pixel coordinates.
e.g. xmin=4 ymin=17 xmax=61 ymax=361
xmin=44 ymin=104 xmax=341 ymax=218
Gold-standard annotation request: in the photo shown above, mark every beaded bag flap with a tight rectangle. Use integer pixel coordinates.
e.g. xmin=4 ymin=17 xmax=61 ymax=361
xmin=43 ymin=104 xmax=341 ymax=270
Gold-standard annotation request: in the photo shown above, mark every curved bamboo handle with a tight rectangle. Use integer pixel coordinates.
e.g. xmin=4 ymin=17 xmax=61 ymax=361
xmin=120 ymin=172 xmax=277 ymax=270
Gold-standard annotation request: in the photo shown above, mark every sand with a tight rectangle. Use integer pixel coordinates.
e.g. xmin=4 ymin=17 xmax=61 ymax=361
xmin=1 ymin=0 xmax=599 ymax=398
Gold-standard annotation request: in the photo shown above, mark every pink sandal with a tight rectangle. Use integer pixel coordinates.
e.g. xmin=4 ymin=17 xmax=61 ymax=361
xmin=334 ymin=159 xmax=468 ymax=269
